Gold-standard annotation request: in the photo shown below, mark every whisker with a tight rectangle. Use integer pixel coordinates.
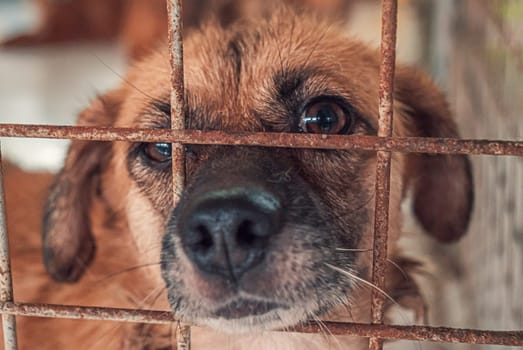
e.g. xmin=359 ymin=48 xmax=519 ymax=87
xmin=386 ymin=258 xmax=409 ymax=280
xmin=351 ymin=192 xmax=376 ymax=214
xmin=334 ymin=249 xmax=412 ymax=280
xmin=139 ymin=285 xmax=167 ymax=309
xmin=95 ymin=262 xmax=163 ymax=282
xmin=92 ymin=53 xmax=165 ymax=106
xmin=88 ymin=323 xmax=122 ymax=350
xmin=310 ymin=313 xmax=329 ymax=339
xmin=335 ymin=248 xmax=373 ymax=252
xmin=312 ymin=313 xmax=338 ymax=348
xmin=324 ymin=263 xmax=396 ymax=305
xmin=326 ymin=264 xmax=424 ymax=350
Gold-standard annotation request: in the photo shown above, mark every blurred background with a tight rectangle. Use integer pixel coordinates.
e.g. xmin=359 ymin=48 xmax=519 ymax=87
xmin=0 ymin=0 xmax=522 ymax=349
xmin=0 ymin=0 xmax=125 ymax=170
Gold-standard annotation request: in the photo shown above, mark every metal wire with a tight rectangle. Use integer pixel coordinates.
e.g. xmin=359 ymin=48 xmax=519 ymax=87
xmin=0 ymin=125 xmax=521 ymax=156
xmin=0 ymin=144 xmax=18 ymax=350
xmin=0 ymin=0 xmax=522 ymax=349
xmin=0 ymin=302 xmax=520 ymax=346
xmin=167 ymin=0 xmax=191 ymax=348
xmin=369 ymin=1 xmax=398 ymax=349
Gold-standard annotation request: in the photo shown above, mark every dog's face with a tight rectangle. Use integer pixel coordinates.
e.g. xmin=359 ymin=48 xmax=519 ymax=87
xmin=42 ymin=11 xmax=473 ymax=334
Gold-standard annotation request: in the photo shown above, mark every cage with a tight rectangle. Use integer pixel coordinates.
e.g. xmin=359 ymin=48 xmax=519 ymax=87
xmin=0 ymin=0 xmax=521 ymax=349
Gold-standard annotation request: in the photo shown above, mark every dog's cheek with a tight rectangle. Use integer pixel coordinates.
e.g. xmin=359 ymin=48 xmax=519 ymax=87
xmin=125 ymin=184 xmax=167 ymax=286
xmin=295 ymin=150 xmax=376 ymax=230
xmin=296 ymin=149 xmax=374 ymax=193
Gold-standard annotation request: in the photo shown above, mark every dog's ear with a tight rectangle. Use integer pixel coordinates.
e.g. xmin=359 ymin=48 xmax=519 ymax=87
xmin=395 ymin=67 xmax=473 ymax=243
xmin=43 ymin=89 xmax=124 ymax=282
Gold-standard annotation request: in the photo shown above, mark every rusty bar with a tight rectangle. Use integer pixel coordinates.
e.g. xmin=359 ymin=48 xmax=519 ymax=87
xmin=369 ymin=151 xmax=391 ymax=350
xmin=1 ymin=302 xmax=174 ymax=324
xmin=0 ymin=124 xmax=521 ymax=156
xmin=370 ymin=1 xmax=398 ymax=349
xmin=167 ymin=0 xmax=186 ymax=202
xmin=377 ymin=0 xmax=397 ymax=139
xmin=292 ymin=322 xmax=523 ymax=346
xmin=0 ymin=302 xmax=521 ymax=346
xmin=0 ymin=144 xmax=18 ymax=350
xmin=166 ymin=0 xmax=190 ymax=348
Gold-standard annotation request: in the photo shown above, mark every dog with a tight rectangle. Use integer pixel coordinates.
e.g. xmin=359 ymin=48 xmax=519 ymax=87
xmin=2 ymin=6 xmax=473 ymax=350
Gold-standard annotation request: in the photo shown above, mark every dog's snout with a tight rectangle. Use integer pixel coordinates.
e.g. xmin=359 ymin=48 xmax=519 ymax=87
xmin=180 ymin=188 xmax=283 ymax=280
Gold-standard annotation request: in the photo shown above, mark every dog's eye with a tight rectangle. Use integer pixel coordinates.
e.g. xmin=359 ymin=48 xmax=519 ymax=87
xmin=299 ymin=101 xmax=352 ymax=134
xmin=143 ymin=142 xmax=172 ymax=162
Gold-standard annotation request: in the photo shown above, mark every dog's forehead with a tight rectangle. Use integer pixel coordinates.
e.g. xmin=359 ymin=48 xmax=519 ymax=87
xmin=119 ymin=15 xmax=381 ymax=129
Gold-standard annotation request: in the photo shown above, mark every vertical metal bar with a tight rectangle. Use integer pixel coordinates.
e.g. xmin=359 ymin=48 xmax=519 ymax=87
xmin=0 ymin=144 xmax=18 ymax=350
xmin=167 ymin=0 xmax=186 ymax=198
xmin=369 ymin=1 xmax=398 ymax=350
xmin=167 ymin=0 xmax=190 ymax=349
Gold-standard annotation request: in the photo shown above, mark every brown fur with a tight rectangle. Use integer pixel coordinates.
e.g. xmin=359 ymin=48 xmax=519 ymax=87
xmin=2 ymin=7 xmax=472 ymax=350
xmin=1 ymin=0 xmax=359 ymax=59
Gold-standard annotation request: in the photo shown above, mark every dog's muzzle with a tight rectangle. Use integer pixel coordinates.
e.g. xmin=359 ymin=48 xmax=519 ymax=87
xmin=160 ymin=148 xmax=339 ymax=330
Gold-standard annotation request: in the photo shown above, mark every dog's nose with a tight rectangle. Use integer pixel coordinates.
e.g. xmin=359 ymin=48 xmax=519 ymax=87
xmin=180 ymin=188 xmax=282 ymax=280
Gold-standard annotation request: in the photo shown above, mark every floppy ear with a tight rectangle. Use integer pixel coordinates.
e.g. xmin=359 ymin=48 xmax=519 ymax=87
xmin=43 ymin=89 xmax=123 ymax=282
xmin=395 ymin=67 xmax=474 ymax=243
xmin=385 ymin=257 xmax=427 ymax=325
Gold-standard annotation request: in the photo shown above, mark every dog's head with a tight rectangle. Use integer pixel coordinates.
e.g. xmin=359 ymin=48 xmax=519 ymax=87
xmin=42 ymin=11 xmax=473 ymax=333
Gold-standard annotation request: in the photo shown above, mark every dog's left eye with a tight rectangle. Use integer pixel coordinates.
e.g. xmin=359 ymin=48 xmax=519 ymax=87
xmin=299 ymin=101 xmax=352 ymax=134
xmin=143 ymin=142 xmax=172 ymax=162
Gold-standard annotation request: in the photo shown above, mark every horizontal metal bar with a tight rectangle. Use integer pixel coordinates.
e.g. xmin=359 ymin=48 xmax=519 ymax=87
xmin=1 ymin=302 xmax=174 ymax=324
xmin=0 ymin=302 xmax=521 ymax=346
xmin=0 ymin=124 xmax=521 ymax=156
xmin=294 ymin=322 xmax=523 ymax=346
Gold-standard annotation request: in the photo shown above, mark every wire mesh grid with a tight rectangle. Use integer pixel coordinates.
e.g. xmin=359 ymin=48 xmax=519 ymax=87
xmin=0 ymin=0 xmax=522 ymax=349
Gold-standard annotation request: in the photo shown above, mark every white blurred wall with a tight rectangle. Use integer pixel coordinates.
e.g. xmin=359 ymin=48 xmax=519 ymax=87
xmin=0 ymin=0 xmax=126 ymax=171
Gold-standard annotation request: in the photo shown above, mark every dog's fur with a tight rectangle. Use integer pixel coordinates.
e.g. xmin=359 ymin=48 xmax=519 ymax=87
xmin=3 ymin=7 xmax=472 ymax=350
xmin=2 ymin=0 xmax=357 ymax=58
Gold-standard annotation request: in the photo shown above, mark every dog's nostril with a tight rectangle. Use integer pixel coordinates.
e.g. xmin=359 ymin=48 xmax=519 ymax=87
xmin=236 ymin=220 xmax=256 ymax=248
xmin=192 ymin=225 xmax=214 ymax=253
xmin=236 ymin=220 xmax=268 ymax=249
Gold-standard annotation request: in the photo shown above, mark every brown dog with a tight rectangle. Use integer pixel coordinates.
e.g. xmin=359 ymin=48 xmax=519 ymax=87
xmin=3 ymin=6 xmax=473 ymax=350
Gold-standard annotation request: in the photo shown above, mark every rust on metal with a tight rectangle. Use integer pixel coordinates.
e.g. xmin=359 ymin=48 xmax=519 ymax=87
xmin=0 ymin=302 xmax=521 ymax=346
xmin=377 ymin=0 xmax=398 ymax=138
xmin=0 ymin=145 xmax=19 ymax=350
xmin=176 ymin=323 xmax=191 ymax=350
xmin=293 ymin=322 xmax=523 ymax=346
xmin=0 ymin=0 xmax=517 ymax=348
xmin=167 ymin=0 xmax=191 ymax=348
xmin=0 ymin=124 xmax=521 ymax=156
xmin=369 ymin=151 xmax=391 ymax=350
xmin=1 ymin=302 xmax=174 ymax=324
xmin=370 ymin=1 xmax=398 ymax=350
xmin=167 ymin=0 xmax=186 ymax=202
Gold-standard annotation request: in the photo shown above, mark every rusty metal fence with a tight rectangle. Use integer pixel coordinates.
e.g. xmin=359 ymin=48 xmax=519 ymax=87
xmin=0 ymin=0 xmax=522 ymax=349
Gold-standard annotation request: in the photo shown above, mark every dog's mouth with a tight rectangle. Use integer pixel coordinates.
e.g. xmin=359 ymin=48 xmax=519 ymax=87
xmin=213 ymin=298 xmax=288 ymax=319
xmin=196 ymin=296 xmax=301 ymax=333
xmin=161 ymin=169 xmax=360 ymax=332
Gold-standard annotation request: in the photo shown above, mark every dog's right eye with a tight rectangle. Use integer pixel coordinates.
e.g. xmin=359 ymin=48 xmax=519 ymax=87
xmin=143 ymin=142 xmax=172 ymax=162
